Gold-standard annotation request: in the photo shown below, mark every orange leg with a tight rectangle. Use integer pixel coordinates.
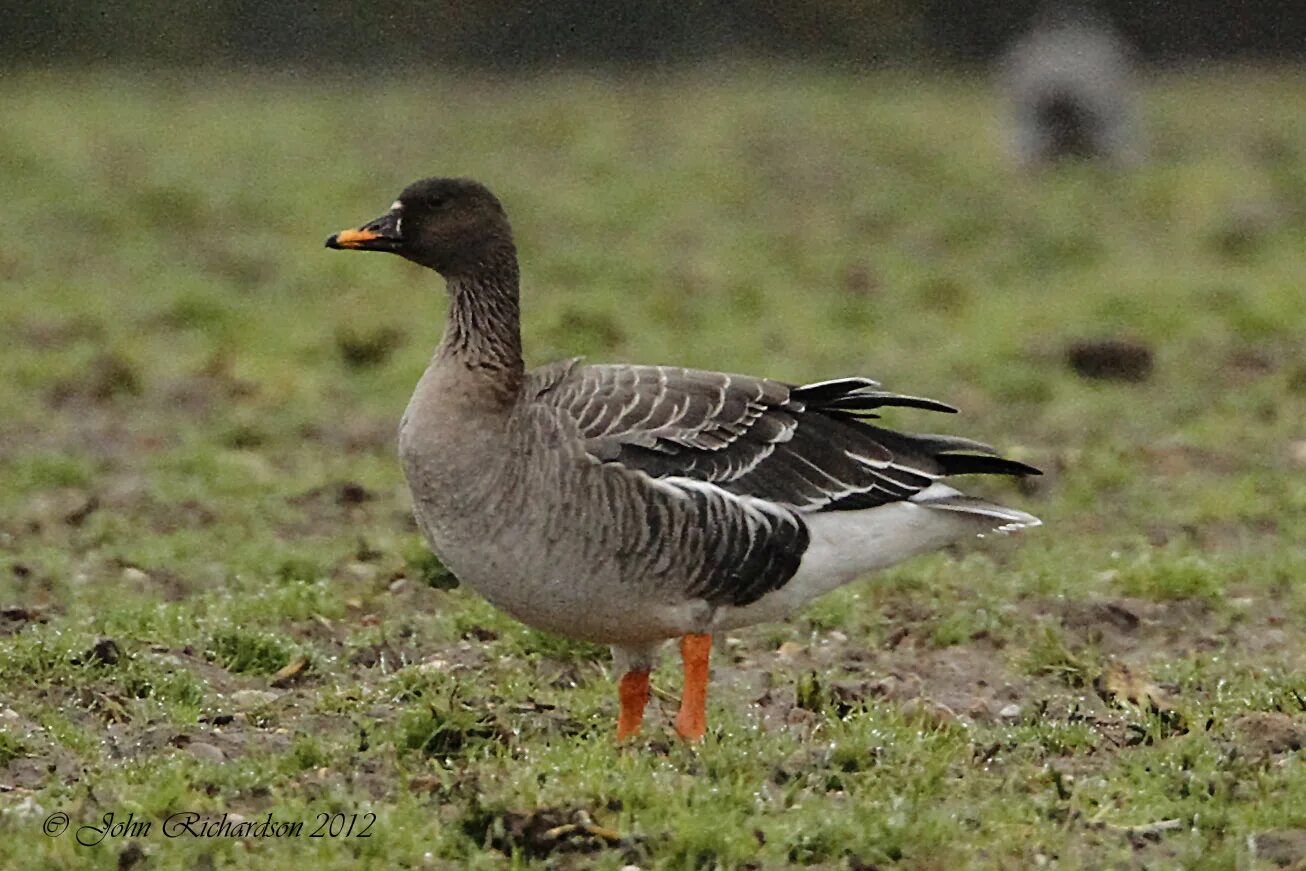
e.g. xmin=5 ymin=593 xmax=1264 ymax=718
xmin=617 ymin=669 xmax=651 ymax=740
xmin=674 ymin=633 xmax=712 ymax=742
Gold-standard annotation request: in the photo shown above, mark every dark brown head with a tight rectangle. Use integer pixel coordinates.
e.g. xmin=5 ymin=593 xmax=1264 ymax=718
xmin=325 ymin=177 xmax=514 ymax=276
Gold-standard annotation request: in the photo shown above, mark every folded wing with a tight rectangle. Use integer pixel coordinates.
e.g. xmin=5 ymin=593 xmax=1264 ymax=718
xmin=527 ymin=360 xmax=1038 ymax=515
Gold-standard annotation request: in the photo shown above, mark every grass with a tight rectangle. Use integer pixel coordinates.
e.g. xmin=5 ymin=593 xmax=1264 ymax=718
xmin=0 ymin=64 xmax=1304 ymax=869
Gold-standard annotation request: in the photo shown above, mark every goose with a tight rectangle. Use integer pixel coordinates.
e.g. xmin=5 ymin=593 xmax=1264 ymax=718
xmin=326 ymin=178 xmax=1041 ymax=742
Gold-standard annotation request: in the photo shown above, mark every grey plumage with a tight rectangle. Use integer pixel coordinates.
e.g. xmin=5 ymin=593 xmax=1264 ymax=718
xmin=525 ymin=361 xmax=1036 ymax=608
xmin=531 ymin=362 xmax=1035 ymax=515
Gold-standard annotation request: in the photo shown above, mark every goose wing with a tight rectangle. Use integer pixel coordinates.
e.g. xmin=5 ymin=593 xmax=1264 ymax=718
xmin=527 ymin=360 xmax=1039 ymax=514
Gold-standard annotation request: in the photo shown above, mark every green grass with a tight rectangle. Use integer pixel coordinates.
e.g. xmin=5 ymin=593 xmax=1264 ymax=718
xmin=1 ymin=65 xmax=1304 ymax=869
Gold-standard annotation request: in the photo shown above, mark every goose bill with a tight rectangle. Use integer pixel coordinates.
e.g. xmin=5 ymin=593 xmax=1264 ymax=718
xmin=325 ymin=209 xmax=402 ymax=251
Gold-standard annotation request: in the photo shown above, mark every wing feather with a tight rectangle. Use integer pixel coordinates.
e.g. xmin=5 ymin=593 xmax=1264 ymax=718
xmin=523 ymin=359 xmax=1037 ymax=609
xmin=526 ymin=361 xmax=1039 ymax=515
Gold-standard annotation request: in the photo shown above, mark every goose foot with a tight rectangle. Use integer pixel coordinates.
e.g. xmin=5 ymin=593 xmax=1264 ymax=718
xmin=674 ymin=633 xmax=712 ymax=742
xmin=616 ymin=669 xmax=651 ymax=740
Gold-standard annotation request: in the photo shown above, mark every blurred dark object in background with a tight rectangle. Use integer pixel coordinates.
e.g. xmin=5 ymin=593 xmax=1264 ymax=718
xmin=3 ymin=0 xmax=1302 ymax=70
xmin=1000 ymin=5 xmax=1142 ymax=167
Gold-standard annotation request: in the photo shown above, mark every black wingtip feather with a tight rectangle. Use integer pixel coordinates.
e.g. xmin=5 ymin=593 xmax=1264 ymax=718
xmin=824 ymin=394 xmax=959 ymax=415
xmin=937 ymin=453 xmax=1043 ymax=477
xmin=792 ymin=379 xmax=959 ymax=416
xmin=791 ymin=378 xmax=880 ymax=405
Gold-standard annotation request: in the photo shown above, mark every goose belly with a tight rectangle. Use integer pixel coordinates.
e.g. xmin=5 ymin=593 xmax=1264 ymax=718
xmin=411 ymin=500 xmax=709 ymax=645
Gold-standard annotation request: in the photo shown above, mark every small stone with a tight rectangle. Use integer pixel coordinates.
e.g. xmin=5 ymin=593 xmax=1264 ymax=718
xmin=776 ymin=641 xmax=804 ymax=661
xmin=998 ymin=703 xmax=1022 ymax=720
xmin=346 ymin=562 xmax=379 ymax=582
xmin=186 ymin=742 xmax=226 ymax=764
xmin=1289 ymin=441 xmax=1306 ymax=468
xmin=899 ymin=698 xmax=957 ymax=727
xmin=30 ymin=489 xmax=92 ymax=523
xmin=388 ymin=577 xmax=409 ymax=594
xmin=121 ymin=567 xmax=150 ymax=584
xmin=229 ymin=689 xmax=279 ymax=708
xmin=416 ymin=657 xmax=448 ymax=673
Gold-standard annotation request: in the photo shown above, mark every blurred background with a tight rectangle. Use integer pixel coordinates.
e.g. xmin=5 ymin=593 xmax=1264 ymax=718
xmin=4 ymin=0 xmax=1303 ymax=68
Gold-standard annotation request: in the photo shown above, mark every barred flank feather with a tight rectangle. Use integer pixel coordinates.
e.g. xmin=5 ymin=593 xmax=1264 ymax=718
xmin=529 ymin=363 xmax=1041 ymax=607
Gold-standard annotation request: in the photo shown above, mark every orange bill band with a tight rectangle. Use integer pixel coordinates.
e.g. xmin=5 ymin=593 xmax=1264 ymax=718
xmin=331 ymin=227 xmax=382 ymax=248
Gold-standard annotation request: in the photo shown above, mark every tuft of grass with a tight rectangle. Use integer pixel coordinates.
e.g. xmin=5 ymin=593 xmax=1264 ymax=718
xmin=204 ymin=628 xmax=298 ymax=675
xmin=0 ymin=731 xmax=28 ymax=767
xmin=406 ymin=547 xmax=460 ymax=590
xmin=1021 ymin=622 xmax=1100 ymax=687
xmin=1111 ymin=549 xmax=1226 ymax=600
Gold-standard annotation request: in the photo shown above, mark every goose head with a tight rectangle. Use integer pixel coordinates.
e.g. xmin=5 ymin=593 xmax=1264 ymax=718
xmin=326 ymin=177 xmax=514 ymax=277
